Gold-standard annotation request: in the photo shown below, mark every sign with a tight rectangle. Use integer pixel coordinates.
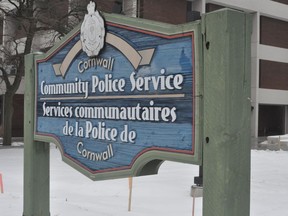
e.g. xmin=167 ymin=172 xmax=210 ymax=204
xmin=34 ymin=10 xmax=201 ymax=180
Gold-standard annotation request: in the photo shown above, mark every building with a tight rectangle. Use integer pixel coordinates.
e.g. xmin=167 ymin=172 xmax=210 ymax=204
xmin=195 ymin=0 xmax=288 ymax=139
xmin=119 ymin=0 xmax=288 ymax=139
xmin=0 ymin=0 xmax=89 ymax=137
xmin=1 ymin=0 xmax=288 ymax=139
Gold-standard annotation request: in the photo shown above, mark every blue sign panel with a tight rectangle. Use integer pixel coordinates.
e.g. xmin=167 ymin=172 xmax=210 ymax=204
xmin=35 ymin=15 xmax=197 ymax=179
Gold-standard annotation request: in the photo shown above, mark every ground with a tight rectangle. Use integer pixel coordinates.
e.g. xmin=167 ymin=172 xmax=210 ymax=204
xmin=0 ymin=144 xmax=287 ymax=216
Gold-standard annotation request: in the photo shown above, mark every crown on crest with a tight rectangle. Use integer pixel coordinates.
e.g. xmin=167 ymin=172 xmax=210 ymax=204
xmin=87 ymin=1 xmax=96 ymax=14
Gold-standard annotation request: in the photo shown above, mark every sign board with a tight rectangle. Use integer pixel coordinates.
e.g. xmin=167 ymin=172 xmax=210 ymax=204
xmin=34 ymin=7 xmax=202 ymax=180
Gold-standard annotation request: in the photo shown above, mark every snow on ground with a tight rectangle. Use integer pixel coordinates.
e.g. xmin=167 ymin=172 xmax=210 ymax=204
xmin=0 ymin=145 xmax=288 ymax=216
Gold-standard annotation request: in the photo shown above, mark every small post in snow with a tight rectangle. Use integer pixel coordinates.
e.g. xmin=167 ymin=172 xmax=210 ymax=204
xmin=0 ymin=173 xmax=3 ymax=193
xmin=128 ymin=177 xmax=133 ymax=211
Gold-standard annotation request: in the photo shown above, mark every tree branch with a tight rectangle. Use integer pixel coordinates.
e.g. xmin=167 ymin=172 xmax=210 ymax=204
xmin=7 ymin=0 xmax=19 ymax=10
xmin=0 ymin=7 xmax=11 ymax=16
xmin=10 ymin=60 xmax=23 ymax=94
xmin=0 ymin=67 xmax=11 ymax=89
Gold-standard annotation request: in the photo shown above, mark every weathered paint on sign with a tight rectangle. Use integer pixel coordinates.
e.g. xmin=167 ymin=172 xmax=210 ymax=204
xmin=34 ymin=14 xmax=201 ymax=180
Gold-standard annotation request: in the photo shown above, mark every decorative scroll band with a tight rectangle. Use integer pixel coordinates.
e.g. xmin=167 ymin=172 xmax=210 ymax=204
xmin=53 ymin=33 xmax=155 ymax=77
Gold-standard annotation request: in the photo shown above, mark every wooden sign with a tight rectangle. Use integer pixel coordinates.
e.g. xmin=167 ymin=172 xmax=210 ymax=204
xmin=34 ymin=12 xmax=202 ymax=180
xmin=24 ymin=9 xmax=251 ymax=216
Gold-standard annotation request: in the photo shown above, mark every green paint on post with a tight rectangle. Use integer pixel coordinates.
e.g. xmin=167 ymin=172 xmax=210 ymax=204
xmin=202 ymin=9 xmax=251 ymax=216
xmin=23 ymin=53 xmax=50 ymax=216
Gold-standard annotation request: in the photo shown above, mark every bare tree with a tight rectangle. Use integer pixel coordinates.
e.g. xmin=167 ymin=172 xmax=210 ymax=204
xmin=0 ymin=0 xmax=186 ymax=145
xmin=0 ymin=0 xmax=88 ymax=145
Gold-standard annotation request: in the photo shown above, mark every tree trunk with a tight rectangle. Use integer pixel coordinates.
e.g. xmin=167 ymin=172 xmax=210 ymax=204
xmin=2 ymin=91 xmax=14 ymax=146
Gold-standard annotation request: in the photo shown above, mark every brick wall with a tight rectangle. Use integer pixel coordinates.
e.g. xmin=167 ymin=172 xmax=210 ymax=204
xmin=97 ymin=0 xmax=120 ymax=13
xmin=140 ymin=0 xmax=187 ymax=24
xmin=206 ymin=3 xmax=225 ymax=12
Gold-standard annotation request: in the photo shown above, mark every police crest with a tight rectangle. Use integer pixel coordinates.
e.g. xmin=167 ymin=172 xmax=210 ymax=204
xmin=81 ymin=1 xmax=105 ymax=57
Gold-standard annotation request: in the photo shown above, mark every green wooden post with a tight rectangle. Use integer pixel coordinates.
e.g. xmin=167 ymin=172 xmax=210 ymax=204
xmin=23 ymin=53 xmax=50 ymax=216
xmin=202 ymin=9 xmax=251 ymax=216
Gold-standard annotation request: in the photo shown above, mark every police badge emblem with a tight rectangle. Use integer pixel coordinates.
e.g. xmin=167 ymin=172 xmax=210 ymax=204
xmin=81 ymin=1 xmax=105 ymax=57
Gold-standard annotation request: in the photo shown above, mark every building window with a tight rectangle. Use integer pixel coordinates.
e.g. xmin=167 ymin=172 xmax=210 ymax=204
xmin=271 ymin=0 xmax=288 ymax=5
xmin=260 ymin=16 xmax=288 ymax=49
xmin=258 ymin=105 xmax=285 ymax=136
xmin=259 ymin=60 xmax=288 ymax=90
xmin=186 ymin=1 xmax=201 ymax=22
xmin=187 ymin=1 xmax=192 ymax=11
xmin=137 ymin=0 xmax=143 ymax=18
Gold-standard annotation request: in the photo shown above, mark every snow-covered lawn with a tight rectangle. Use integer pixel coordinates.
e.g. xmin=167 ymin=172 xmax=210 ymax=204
xmin=0 ymin=146 xmax=287 ymax=216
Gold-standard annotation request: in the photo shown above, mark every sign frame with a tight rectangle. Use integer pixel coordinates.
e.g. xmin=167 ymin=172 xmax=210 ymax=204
xmin=32 ymin=13 xmax=203 ymax=181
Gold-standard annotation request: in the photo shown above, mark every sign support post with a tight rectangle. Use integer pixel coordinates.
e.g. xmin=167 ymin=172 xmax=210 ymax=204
xmin=23 ymin=53 xmax=50 ymax=216
xmin=202 ymin=9 xmax=251 ymax=216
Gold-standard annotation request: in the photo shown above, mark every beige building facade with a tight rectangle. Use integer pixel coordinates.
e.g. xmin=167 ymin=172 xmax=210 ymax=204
xmin=1 ymin=0 xmax=288 ymax=138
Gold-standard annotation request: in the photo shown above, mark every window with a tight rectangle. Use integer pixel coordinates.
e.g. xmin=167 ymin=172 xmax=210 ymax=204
xmin=260 ymin=16 xmax=288 ymax=49
xmin=259 ymin=60 xmax=288 ymax=90
xmin=258 ymin=105 xmax=285 ymax=136
xmin=271 ymin=0 xmax=288 ymax=5
xmin=186 ymin=1 xmax=200 ymax=22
